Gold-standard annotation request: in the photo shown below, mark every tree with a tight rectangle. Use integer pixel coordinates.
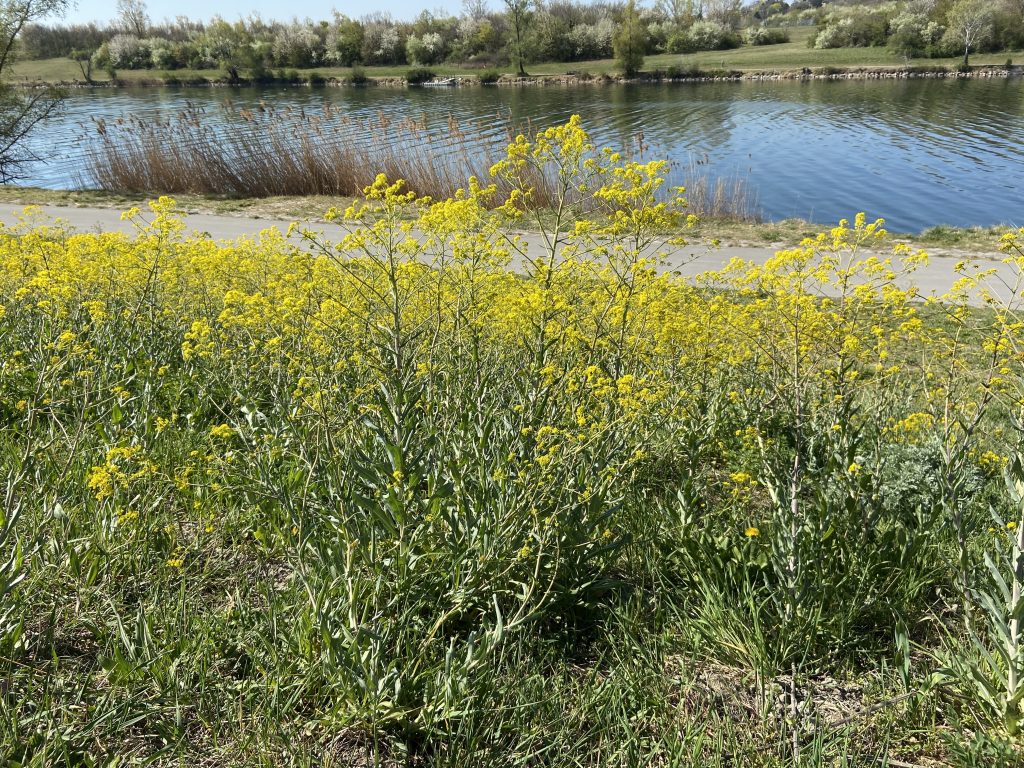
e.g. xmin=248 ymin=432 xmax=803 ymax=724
xmin=704 ymin=0 xmax=744 ymax=28
xmin=116 ymin=0 xmax=149 ymax=37
xmin=0 ymin=0 xmax=70 ymax=184
xmin=462 ymin=0 xmax=488 ymax=21
xmin=657 ymin=0 xmax=701 ymax=27
xmin=503 ymin=0 xmax=532 ymax=76
xmin=945 ymin=0 xmax=995 ymax=66
xmin=888 ymin=11 xmax=943 ymax=59
xmin=330 ymin=14 xmax=364 ymax=66
xmin=613 ymin=0 xmax=645 ymax=77
xmin=69 ymin=47 xmax=94 ymax=83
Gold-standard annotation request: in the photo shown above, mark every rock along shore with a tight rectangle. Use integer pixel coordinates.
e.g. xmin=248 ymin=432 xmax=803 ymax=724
xmin=20 ymin=63 xmax=1020 ymax=90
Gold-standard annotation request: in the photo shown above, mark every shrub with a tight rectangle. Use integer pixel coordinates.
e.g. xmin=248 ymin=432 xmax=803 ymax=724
xmin=405 ymin=67 xmax=436 ymax=84
xmin=812 ymin=7 xmax=890 ymax=49
xmin=745 ymin=26 xmax=790 ymax=46
xmin=567 ymin=19 xmax=615 ymax=60
xmin=272 ymin=68 xmax=300 ymax=84
xmin=107 ymin=33 xmax=150 ymax=69
xmin=406 ymin=32 xmax=446 ymax=66
xmin=664 ymin=64 xmax=703 ymax=79
xmin=479 ymin=68 xmax=501 ymax=84
xmin=348 ymin=64 xmax=367 ymax=85
xmin=668 ymin=21 xmax=741 ymax=54
xmin=146 ymin=37 xmax=178 ymax=69
xmin=888 ymin=12 xmax=945 ymax=59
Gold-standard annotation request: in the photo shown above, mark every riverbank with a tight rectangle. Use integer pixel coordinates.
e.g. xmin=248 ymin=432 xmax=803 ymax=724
xmin=12 ymin=62 xmax=1021 ymax=89
xmin=11 ymin=22 xmax=1022 ymax=90
xmin=0 ymin=186 xmax=1012 ymax=255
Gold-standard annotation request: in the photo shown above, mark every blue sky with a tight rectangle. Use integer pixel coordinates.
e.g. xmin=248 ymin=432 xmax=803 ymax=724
xmin=61 ymin=0 xmax=472 ymax=26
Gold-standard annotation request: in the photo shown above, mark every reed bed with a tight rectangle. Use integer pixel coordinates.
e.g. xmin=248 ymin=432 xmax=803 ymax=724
xmin=82 ymin=102 xmax=759 ymax=220
xmin=83 ymin=103 xmax=556 ymax=206
xmin=677 ymin=166 xmax=760 ymax=222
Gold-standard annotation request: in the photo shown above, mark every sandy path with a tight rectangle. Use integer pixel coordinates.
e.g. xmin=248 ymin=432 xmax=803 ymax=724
xmin=0 ymin=203 xmax=1015 ymax=302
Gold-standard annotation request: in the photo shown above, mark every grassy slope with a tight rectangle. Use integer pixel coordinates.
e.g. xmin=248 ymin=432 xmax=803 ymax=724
xmin=9 ymin=27 xmax=1021 ymax=84
xmin=1 ymin=187 xmax=1020 ymax=766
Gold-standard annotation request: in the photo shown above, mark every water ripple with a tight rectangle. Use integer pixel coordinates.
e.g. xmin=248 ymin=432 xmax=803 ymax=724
xmin=22 ymin=77 xmax=1024 ymax=232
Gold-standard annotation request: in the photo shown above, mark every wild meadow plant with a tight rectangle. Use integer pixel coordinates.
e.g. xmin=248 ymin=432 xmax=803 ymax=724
xmin=0 ymin=118 xmax=1023 ymax=764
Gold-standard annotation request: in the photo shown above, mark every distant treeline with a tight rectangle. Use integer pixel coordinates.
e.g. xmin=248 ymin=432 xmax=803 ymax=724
xmin=22 ymin=0 xmax=784 ymax=74
xmin=16 ymin=0 xmax=1024 ymax=75
xmin=809 ymin=0 xmax=1024 ymax=61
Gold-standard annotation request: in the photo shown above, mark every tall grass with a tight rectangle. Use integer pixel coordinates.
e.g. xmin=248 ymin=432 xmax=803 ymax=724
xmin=81 ymin=102 xmax=758 ymax=220
xmin=677 ymin=166 xmax=760 ymax=221
xmin=83 ymin=103 xmax=554 ymax=206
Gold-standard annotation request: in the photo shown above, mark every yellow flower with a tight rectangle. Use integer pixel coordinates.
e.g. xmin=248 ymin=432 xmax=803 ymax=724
xmin=117 ymin=508 xmax=139 ymax=525
xmin=745 ymin=526 xmax=760 ymax=538
xmin=209 ymin=423 xmax=234 ymax=440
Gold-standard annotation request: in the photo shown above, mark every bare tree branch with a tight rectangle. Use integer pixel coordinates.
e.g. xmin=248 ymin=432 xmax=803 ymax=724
xmin=0 ymin=0 xmax=69 ymax=183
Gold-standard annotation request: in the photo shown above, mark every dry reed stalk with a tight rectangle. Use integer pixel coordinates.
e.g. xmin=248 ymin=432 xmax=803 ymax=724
xmin=82 ymin=104 xmax=758 ymax=221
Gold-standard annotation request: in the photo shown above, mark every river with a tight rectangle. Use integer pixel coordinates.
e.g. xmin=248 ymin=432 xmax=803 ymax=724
xmin=25 ymin=77 xmax=1024 ymax=233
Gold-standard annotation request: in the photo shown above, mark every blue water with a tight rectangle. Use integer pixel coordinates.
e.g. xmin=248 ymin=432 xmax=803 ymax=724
xmin=26 ymin=77 xmax=1024 ymax=233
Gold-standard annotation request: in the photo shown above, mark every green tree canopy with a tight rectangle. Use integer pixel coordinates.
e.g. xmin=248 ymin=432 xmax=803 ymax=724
xmin=613 ymin=0 xmax=645 ymax=77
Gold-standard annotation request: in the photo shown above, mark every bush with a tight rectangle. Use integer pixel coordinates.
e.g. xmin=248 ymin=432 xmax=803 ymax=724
xmin=147 ymin=37 xmax=179 ymax=69
xmin=745 ymin=26 xmax=790 ymax=46
xmin=405 ymin=32 xmax=447 ymax=66
xmin=479 ymin=68 xmax=501 ymax=84
xmin=664 ymin=64 xmax=704 ymax=79
xmin=888 ymin=12 xmax=945 ymax=59
xmin=668 ymin=21 xmax=741 ymax=54
xmin=812 ymin=8 xmax=890 ymax=49
xmin=349 ymin=64 xmax=368 ymax=85
xmin=107 ymin=33 xmax=150 ymax=69
xmin=405 ymin=67 xmax=435 ymax=84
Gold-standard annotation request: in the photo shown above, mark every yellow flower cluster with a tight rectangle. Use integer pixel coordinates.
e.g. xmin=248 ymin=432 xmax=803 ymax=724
xmin=2 ymin=118 xmax=1021 ymax=557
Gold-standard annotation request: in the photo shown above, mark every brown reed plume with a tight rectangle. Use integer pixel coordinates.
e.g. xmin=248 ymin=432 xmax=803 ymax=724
xmin=82 ymin=103 xmax=557 ymax=207
xmin=82 ymin=102 xmax=758 ymax=220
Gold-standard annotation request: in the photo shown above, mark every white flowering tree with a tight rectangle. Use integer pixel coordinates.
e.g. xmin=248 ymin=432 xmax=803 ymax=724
xmin=944 ymin=0 xmax=995 ymax=66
